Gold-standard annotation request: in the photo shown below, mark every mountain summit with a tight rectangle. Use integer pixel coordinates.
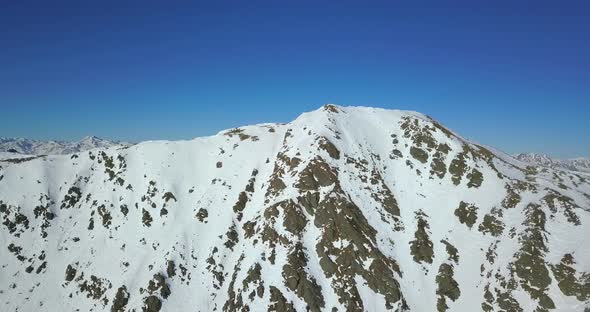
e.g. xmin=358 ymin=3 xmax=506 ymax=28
xmin=0 ymin=105 xmax=588 ymax=311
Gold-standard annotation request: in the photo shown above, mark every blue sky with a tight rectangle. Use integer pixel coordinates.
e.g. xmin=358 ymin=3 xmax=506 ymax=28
xmin=1 ymin=1 xmax=589 ymax=158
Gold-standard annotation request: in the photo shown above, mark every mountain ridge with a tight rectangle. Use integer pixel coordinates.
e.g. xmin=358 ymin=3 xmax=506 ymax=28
xmin=0 ymin=104 xmax=588 ymax=311
xmin=515 ymin=152 xmax=590 ymax=173
xmin=0 ymin=136 xmax=131 ymax=156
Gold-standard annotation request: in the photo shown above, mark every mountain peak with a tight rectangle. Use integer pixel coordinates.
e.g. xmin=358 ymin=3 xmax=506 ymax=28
xmin=0 ymin=107 xmax=589 ymax=311
xmin=81 ymin=135 xmax=101 ymax=141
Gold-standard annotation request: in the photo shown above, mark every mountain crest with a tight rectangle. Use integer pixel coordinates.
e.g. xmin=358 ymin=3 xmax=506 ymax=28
xmin=0 ymin=105 xmax=588 ymax=311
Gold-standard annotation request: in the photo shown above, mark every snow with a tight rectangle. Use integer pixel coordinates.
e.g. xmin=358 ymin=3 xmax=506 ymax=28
xmin=0 ymin=105 xmax=588 ymax=311
xmin=515 ymin=152 xmax=590 ymax=173
xmin=0 ymin=136 xmax=131 ymax=155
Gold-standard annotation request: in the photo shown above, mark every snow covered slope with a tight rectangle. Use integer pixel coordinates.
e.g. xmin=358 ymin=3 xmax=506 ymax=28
xmin=1 ymin=105 xmax=589 ymax=312
xmin=0 ymin=136 xmax=131 ymax=155
xmin=515 ymin=153 xmax=590 ymax=173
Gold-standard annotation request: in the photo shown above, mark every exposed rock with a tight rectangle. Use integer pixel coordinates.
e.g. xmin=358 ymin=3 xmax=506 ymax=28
xmin=454 ymin=201 xmax=478 ymax=228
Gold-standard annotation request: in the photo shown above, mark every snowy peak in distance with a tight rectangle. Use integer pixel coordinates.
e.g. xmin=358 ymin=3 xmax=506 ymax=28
xmin=515 ymin=152 xmax=590 ymax=173
xmin=514 ymin=153 xmax=554 ymax=167
xmin=0 ymin=136 xmax=132 ymax=156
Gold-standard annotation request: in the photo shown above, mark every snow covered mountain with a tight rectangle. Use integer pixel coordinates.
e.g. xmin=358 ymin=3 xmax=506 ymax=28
xmin=515 ymin=153 xmax=590 ymax=173
xmin=1 ymin=105 xmax=588 ymax=312
xmin=0 ymin=136 xmax=131 ymax=156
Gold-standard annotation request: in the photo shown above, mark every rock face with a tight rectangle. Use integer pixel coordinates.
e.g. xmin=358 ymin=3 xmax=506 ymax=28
xmin=0 ymin=105 xmax=589 ymax=311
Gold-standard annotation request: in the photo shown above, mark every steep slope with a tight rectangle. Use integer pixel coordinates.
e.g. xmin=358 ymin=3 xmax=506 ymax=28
xmin=1 ymin=105 xmax=589 ymax=312
xmin=0 ymin=136 xmax=131 ymax=155
xmin=515 ymin=153 xmax=590 ymax=173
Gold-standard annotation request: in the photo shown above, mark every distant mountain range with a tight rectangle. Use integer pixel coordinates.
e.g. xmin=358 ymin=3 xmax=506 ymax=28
xmin=0 ymin=136 xmax=131 ymax=156
xmin=515 ymin=153 xmax=590 ymax=173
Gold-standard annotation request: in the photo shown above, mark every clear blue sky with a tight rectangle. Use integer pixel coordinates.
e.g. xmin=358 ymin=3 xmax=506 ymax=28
xmin=1 ymin=1 xmax=589 ymax=158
